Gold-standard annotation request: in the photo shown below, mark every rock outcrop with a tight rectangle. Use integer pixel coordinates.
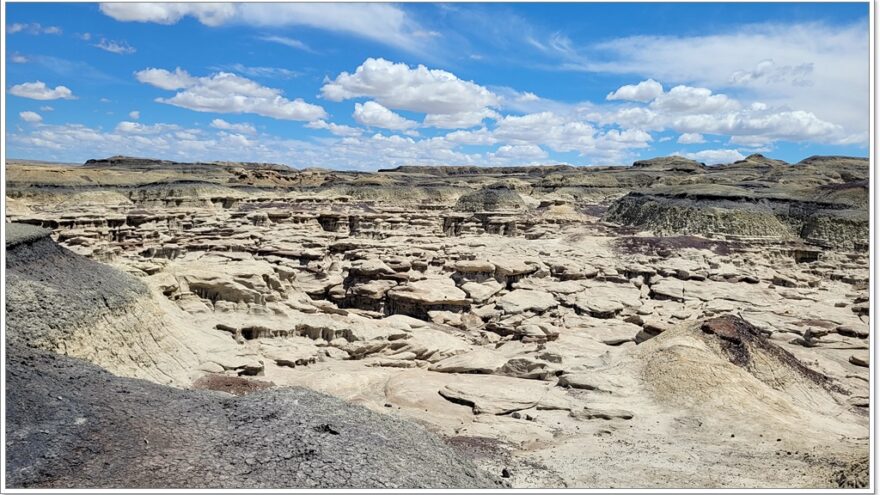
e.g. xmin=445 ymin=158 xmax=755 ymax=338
xmin=4 ymin=152 xmax=870 ymax=489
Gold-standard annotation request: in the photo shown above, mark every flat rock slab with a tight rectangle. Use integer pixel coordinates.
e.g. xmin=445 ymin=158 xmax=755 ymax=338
xmin=461 ymin=280 xmax=503 ymax=303
xmin=497 ymin=289 xmax=558 ymax=314
xmin=388 ymin=278 xmax=469 ymax=306
xmin=454 ymin=260 xmax=496 ymax=273
xmin=429 ymin=348 xmax=508 ymax=374
xmin=575 ymin=285 xmax=641 ymax=318
xmin=438 ymin=375 xmax=551 ymax=415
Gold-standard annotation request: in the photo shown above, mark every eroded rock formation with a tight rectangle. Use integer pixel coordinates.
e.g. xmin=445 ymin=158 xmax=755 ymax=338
xmin=4 ymin=154 xmax=870 ymax=488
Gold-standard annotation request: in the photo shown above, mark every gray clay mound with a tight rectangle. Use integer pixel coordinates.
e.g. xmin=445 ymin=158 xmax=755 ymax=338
xmin=5 ymin=224 xmax=149 ymax=348
xmin=5 ymin=345 xmax=500 ymax=489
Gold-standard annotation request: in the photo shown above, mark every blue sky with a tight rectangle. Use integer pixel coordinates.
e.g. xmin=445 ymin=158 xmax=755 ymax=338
xmin=5 ymin=2 xmax=870 ymax=169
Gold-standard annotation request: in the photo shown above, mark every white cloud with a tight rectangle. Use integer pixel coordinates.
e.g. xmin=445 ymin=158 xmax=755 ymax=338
xmin=650 ymin=85 xmax=740 ymax=114
xmin=677 ymin=132 xmax=705 ymax=144
xmin=423 ymin=109 xmax=499 ymax=129
xmin=99 ymin=3 xmax=432 ymax=54
xmin=115 ymin=121 xmax=180 ymax=134
xmin=606 ymin=79 xmax=663 ymax=102
xmin=6 ymin=120 xmax=529 ymax=169
xmin=353 ymin=101 xmax=418 ymax=131
xmin=443 ymin=127 xmax=497 ymax=146
xmin=728 ymin=134 xmax=774 ymax=148
xmin=584 ymin=21 xmax=868 ymax=140
xmin=19 ymin=111 xmax=42 ymax=123
xmin=10 ymin=53 xmax=28 ymax=63
xmin=679 ymin=149 xmax=746 ymax=164
xmin=210 ymin=118 xmax=256 ymax=134
xmin=596 ymin=81 xmax=852 ymax=146
xmin=129 ymin=110 xmax=140 ymax=120
xmin=669 ymin=108 xmax=843 ymax=143
xmin=9 ymin=81 xmax=75 ymax=100
xmin=488 ymin=111 xmax=652 ymax=162
xmin=258 ymin=35 xmax=314 ymax=53
xmin=135 ymin=67 xmax=196 ymax=90
xmin=306 ymin=119 xmax=363 ymax=137
xmin=219 ymin=132 xmax=253 ymax=147
xmin=94 ymin=38 xmax=136 ymax=54
xmin=98 ymin=3 xmax=236 ymax=26
xmin=729 ymin=59 xmax=813 ymax=86
xmin=594 ymin=106 xmax=661 ymax=131
xmin=136 ymin=68 xmax=326 ymax=121
xmin=8 ymin=23 xmax=62 ymax=35
xmin=490 ymin=144 xmax=548 ymax=161
xmin=493 ymin=112 xmax=567 ymax=145
xmin=322 ymin=58 xmax=500 ymax=115
xmin=39 ymin=105 xmax=54 ymax=112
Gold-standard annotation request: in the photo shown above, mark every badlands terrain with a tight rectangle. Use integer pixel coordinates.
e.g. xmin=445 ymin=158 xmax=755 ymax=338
xmin=4 ymin=154 xmax=871 ymax=488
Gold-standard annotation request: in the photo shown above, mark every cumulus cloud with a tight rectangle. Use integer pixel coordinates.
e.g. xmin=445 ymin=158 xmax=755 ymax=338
xmin=598 ymin=81 xmax=853 ymax=146
xmin=650 ymin=85 xmax=740 ymax=114
xmin=128 ymin=110 xmax=140 ymax=120
xmin=353 ymin=101 xmax=418 ymax=130
xmin=210 ymin=118 xmax=256 ymax=134
xmin=679 ymin=149 xmax=746 ymax=164
xmin=115 ymin=121 xmax=180 ymax=134
xmin=136 ymin=68 xmax=326 ymax=121
xmin=443 ymin=127 xmax=497 ymax=146
xmin=99 ymin=3 xmax=431 ymax=54
xmin=606 ymin=79 xmax=663 ymax=102
xmin=423 ymin=109 xmax=499 ymax=129
xmin=670 ymin=108 xmax=843 ymax=143
xmin=490 ymin=144 xmax=548 ymax=161
xmin=9 ymin=81 xmax=75 ymax=100
xmin=584 ymin=22 xmax=868 ymax=140
xmin=135 ymin=67 xmax=196 ymax=90
xmin=470 ymin=111 xmax=652 ymax=163
xmin=322 ymin=58 xmax=500 ymax=116
xmin=94 ymin=38 xmax=136 ymax=54
xmin=19 ymin=111 xmax=42 ymax=123
xmin=306 ymin=119 xmax=363 ymax=137
xmin=677 ymin=132 xmax=705 ymax=144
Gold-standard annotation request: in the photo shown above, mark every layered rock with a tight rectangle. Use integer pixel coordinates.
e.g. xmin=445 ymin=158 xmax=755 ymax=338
xmin=4 ymin=153 xmax=870 ymax=489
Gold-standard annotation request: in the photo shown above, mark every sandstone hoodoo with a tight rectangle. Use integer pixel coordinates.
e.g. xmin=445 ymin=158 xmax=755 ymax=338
xmin=5 ymin=153 xmax=869 ymax=489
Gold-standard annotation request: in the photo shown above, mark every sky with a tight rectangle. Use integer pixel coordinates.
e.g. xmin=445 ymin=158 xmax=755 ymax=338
xmin=4 ymin=2 xmax=871 ymax=170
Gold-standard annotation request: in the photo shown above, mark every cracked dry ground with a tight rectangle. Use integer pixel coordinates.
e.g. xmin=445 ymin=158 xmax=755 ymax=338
xmin=5 ymin=155 xmax=870 ymax=488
